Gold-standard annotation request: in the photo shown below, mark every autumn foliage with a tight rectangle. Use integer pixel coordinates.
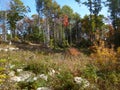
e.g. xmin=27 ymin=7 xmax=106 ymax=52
xmin=65 ymin=47 xmax=80 ymax=57
xmin=63 ymin=15 xmax=69 ymax=27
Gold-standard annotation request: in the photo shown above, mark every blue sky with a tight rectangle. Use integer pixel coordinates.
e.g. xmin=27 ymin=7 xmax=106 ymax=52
xmin=21 ymin=0 xmax=109 ymax=18
xmin=0 ymin=0 xmax=109 ymax=18
xmin=0 ymin=0 xmax=10 ymax=10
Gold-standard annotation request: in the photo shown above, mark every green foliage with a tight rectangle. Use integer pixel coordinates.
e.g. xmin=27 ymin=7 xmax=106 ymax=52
xmin=0 ymin=43 xmax=120 ymax=90
xmin=62 ymin=40 xmax=70 ymax=47
xmin=7 ymin=0 xmax=27 ymax=38
xmin=7 ymin=34 xmax=12 ymax=41
xmin=75 ymin=0 xmax=80 ymax=3
xmin=36 ymin=0 xmax=60 ymax=17
xmin=81 ymin=15 xmax=105 ymax=33
xmin=0 ymin=59 xmax=7 ymax=84
xmin=29 ymin=26 xmax=44 ymax=43
xmin=117 ymin=47 xmax=120 ymax=58
xmin=61 ymin=5 xmax=73 ymax=19
xmin=82 ymin=61 xmax=120 ymax=89
xmin=113 ymin=31 xmax=120 ymax=48
xmin=18 ymin=80 xmax=35 ymax=90
xmin=73 ymin=12 xmax=81 ymax=21
xmin=82 ymin=64 xmax=98 ymax=82
xmin=50 ymin=39 xmax=54 ymax=48
xmin=106 ymin=0 xmax=120 ymax=30
xmin=78 ymin=39 xmax=92 ymax=48
xmin=24 ymin=60 xmax=49 ymax=74
xmin=18 ymin=78 xmax=48 ymax=89
xmin=33 ymin=78 xmax=48 ymax=88
xmin=49 ymin=70 xmax=79 ymax=90
xmin=97 ymin=71 xmax=120 ymax=90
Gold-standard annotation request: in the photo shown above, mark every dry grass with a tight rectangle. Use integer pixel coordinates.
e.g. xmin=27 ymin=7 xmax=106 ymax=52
xmin=0 ymin=44 xmax=90 ymax=77
xmin=0 ymin=43 xmax=119 ymax=90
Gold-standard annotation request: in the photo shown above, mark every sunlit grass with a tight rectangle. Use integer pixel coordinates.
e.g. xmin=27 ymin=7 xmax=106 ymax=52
xmin=0 ymin=43 xmax=119 ymax=90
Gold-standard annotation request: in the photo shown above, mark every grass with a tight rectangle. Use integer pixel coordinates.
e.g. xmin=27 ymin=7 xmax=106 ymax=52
xmin=0 ymin=43 xmax=120 ymax=90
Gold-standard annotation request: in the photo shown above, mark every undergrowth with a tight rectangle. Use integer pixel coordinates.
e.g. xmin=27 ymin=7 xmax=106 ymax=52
xmin=0 ymin=43 xmax=119 ymax=90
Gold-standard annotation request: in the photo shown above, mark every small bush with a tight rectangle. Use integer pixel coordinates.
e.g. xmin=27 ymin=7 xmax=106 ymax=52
xmin=17 ymin=78 xmax=48 ymax=90
xmin=48 ymin=70 xmax=79 ymax=90
xmin=24 ymin=60 xmax=49 ymax=74
xmin=0 ymin=59 xmax=7 ymax=84
xmin=91 ymin=45 xmax=117 ymax=66
xmin=82 ymin=64 xmax=98 ymax=83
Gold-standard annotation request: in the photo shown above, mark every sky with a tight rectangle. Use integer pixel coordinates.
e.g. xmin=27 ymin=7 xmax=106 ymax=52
xmin=0 ymin=0 xmax=109 ymax=18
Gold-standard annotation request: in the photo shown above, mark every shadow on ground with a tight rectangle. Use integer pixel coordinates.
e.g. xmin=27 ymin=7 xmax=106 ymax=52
xmin=12 ymin=41 xmax=64 ymax=54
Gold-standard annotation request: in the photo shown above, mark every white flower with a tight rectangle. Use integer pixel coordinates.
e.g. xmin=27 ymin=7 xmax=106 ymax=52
xmin=74 ymin=77 xmax=90 ymax=88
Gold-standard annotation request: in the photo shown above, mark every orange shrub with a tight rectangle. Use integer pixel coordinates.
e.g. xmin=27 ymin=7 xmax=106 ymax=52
xmin=65 ymin=47 xmax=80 ymax=56
xmin=63 ymin=47 xmax=81 ymax=60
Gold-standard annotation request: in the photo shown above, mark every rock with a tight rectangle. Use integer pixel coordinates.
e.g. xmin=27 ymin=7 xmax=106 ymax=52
xmin=4 ymin=48 xmax=8 ymax=52
xmin=8 ymin=47 xmax=19 ymax=51
xmin=74 ymin=77 xmax=90 ymax=88
xmin=9 ymin=41 xmax=12 ymax=45
xmin=48 ymin=69 xmax=55 ymax=76
xmin=15 ymin=48 xmax=19 ymax=50
xmin=8 ymin=71 xmax=15 ymax=77
xmin=8 ymin=47 xmax=16 ymax=51
xmin=38 ymin=74 xmax=48 ymax=81
xmin=18 ymin=71 xmax=35 ymax=81
xmin=10 ymin=71 xmax=35 ymax=82
xmin=0 ymin=47 xmax=19 ymax=52
xmin=9 ymin=64 xmax=15 ymax=69
xmin=82 ymin=79 xmax=90 ymax=88
xmin=37 ymin=87 xmax=51 ymax=90
xmin=74 ymin=77 xmax=83 ymax=84
xmin=0 ymin=48 xmax=2 ymax=51
xmin=33 ymin=77 xmax=38 ymax=81
xmin=11 ymin=76 xmax=21 ymax=82
xmin=17 ymin=69 xmax=23 ymax=72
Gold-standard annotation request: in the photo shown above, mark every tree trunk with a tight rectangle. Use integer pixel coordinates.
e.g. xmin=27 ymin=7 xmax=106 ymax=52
xmin=44 ymin=18 xmax=50 ymax=47
xmin=2 ymin=24 xmax=7 ymax=42
xmin=1 ymin=12 xmax=7 ymax=42
xmin=69 ymin=24 xmax=72 ymax=45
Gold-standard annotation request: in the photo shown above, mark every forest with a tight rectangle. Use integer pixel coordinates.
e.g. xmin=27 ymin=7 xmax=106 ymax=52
xmin=0 ymin=0 xmax=120 ymax=90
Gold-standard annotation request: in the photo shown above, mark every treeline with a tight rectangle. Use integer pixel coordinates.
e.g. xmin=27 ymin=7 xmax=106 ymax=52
xmin=0 ymin=0 xmax=120 ymax=48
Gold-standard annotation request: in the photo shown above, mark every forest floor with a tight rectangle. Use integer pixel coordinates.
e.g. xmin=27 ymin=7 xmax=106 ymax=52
xmin=0 ymin=42 xmax=119 ymax=90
